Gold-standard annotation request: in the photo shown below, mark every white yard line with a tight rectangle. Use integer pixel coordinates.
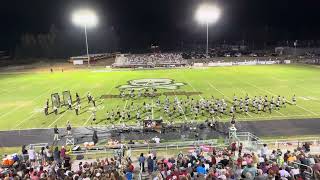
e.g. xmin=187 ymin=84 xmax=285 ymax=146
xmin=0 ymin=87 xmax=58 ymax=120
xmin=82 ymin=114 xmax=93 ymax=126
xmin=13 ymin=112 xmax=37 ymax=129
xmin=48 ymin=83 xmax=89 ymax=128
xmin=123 ymin=100 xmax=128 ymax=110
xmin=48 ymin=110 xmax=68 ymax=128
xmin=243 ymin=80 xmax=318 ymax=116
xmin=274 ymin=110 xmax=285 ymax=116
xmin=207 ymin=82 xmax=232 ymax=101
xmin=246 ymin=112 xmax=253 ymax=117
xmin=0 ymin=78 xmax=39 ymax=96
xmin=179 ymin=74 xmax=203 ymax=99
xmin=13 ymin=81 xmax=82 ymax=130
xmin=237 ymin=114 xmax=315 ymax=120
xmin=296 ymin=104 xmax=318 ymax=116
xmin=172 ymin=88 xmax=188 ymax=122
xmin=244 ymin=81 xmax=276 ymax=96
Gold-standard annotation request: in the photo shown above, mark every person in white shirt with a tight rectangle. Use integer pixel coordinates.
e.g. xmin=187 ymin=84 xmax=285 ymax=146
xmin=28 ymin=146 xmax=36 ymax=165
xmin=279 ymin=167 xmax=291 ymax=178
xmin=153 ymin=136 xmax=160 ymax=144
xmin=290 ymin=164 xmax=300 ymax=177
xmin=261 ymin=144 xmax=268 ymax=157
xmin=258 ymin=154 xmax=265 ymax=163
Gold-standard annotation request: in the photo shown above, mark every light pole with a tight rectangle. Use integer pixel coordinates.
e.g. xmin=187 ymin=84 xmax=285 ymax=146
xmin=195 ymin=3 xmax=221 ymax=56
xmin=72 ymin=9 xmax=98 ymax=67
xmin=206 ymin=22 xmax=209 ymax=55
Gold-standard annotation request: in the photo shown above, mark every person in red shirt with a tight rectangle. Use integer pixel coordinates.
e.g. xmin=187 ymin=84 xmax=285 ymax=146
xmin=30 ymin=171 xmax=39 ymax=180
xmin=37 ymin=166 xmax=44 ymax=177
xmin=237 ymin=156 xmax=243 ymax=168
xmin=211 ymin=155 xmax=217 ymax=165
xmin=231 ymin=142 xmax=237 ymax=152
xmin=127 ymin=162 xmax=134 ymax=172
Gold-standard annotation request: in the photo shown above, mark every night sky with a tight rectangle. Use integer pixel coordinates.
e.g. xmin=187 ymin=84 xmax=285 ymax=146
xmin=1 ymin=0 xmax=320 ymax=51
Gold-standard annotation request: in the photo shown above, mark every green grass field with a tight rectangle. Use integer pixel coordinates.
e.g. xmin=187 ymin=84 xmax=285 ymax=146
xmin=0 ymin=64 xmax=320 ymax=131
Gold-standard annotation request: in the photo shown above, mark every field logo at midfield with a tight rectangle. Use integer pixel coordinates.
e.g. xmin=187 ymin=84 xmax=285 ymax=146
xmin=117 ymin=78 xmax=185 ymax=90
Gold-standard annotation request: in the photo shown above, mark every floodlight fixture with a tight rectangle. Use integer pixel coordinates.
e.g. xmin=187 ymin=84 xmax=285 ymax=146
xmin=195 ymin=3 xmax=221 ymax=56
xmin=71 ymin=9 xmax=98 ymax=67
xmin=72 ymin=9 xmax=98 ymax=28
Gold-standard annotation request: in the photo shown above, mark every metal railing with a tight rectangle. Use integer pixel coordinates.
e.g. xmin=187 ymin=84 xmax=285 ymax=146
xmin=289 ymin=162 xmax=314 ymax=179
xmin=28 ymin=143 xmax=48 ymax=149
xmin=69 ymin=139 xmax=223 ymax=156
xmin=237 ymin=132 xmax=262 ymax=143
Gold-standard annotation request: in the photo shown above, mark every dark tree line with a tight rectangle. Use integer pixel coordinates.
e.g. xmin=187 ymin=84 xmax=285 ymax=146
xmin=14 ymin=25 xmax=119 ymax=60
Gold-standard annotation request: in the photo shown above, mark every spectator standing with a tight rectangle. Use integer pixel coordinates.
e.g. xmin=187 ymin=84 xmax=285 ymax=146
xmin=147 ymin=156 xmax=154 ymax=174
xmin=45 ymin=146 xmax=53 ymax=162
xmin=60 ymin=146 xmax=66 ymax=160
xmin=40 ymin=147 xmax=46 ymax=166
xmin=21 ymin=145 xmax=28 ymax=161
xmin=28 ymin=146 xmax=36 ymax=166
xmin=53 ymin=146 xmax=60 ymax=164
xmin=261 ymin=144 xmax=268 ymax=158
xmin=138 ymin=153 xmax=146 ymax=172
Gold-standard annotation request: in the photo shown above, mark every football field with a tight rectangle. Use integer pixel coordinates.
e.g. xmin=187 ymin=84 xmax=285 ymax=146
xmin=0 ymin=64 xmax=320 ymax=131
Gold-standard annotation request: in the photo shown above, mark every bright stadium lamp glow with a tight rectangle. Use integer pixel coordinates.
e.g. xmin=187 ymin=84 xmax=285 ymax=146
xmin=195 ymin=4 xmax=220 ymax=24
xmin=72 ymin=9 xmax=98 ymax=27
xmin=71 ymin=9 xmax=98 ymax=67
xmin=195 ymin=3 xmax=221 ymax=56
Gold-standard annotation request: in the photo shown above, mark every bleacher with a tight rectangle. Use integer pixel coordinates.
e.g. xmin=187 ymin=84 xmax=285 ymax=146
xmin=112 ymin=53 xmax=188 ymax=68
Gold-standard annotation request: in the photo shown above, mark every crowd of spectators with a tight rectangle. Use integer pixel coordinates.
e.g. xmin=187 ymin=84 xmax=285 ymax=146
xmin=113 ymin=53 xmax=187 ymax=67
xmin=136 ymin=142 xmax=320 ymax=180
xmin=1 ymin=141 xmax=320 ymax=180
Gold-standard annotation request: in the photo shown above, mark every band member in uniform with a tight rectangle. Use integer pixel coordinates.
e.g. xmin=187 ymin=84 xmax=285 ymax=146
xmin=120 ymin=91 xmax=125 ymax=99
xmin=269 ymin=103 xmax=273 ymax=114
xmin=92 ymin=108 xmax=97 ymax=122
xmin=130 ymin=88 xmax=135 ymax=98
xmin=282 ymin=96 xmax=286 ymax=108
xmin=230 ymin=106 xmax=234 ymax=115
xmin=276 ymin=100 xmax=280 ymax=110
xmin=57 ymin=94 xmax=61 ymax=106
xmin=92 ymin=97 xmax=96 ymax=107
xmin=136 ymin=110 xmax=141 ymax=120
xmin=46 ymin=99 xmax=49 ymax=108
xmin=257 ymin=103 xmax=262 ymax=114
xmin=245 ymin=104 xmax=249 ymax=115
xmin=106 ymin=111 xmax=110 ymax=121
xmin=263 ymin=99 xmax=268 ymax=112
xmin=292 ymin=95 xmax=296 ymax=105
xmin=53 ymin=105 xmax=58 ymax=115
xmin=231 ymin=114 xmax=236 ymax=126
xmin=44 ymin=99 xmax=49 ymax=116
xmin=76 ymin=93 xmax=81 ymax=104
xmin=75 ymin=103 xmax=80 ymax=115
xmin=127 ymin=110 xmax=131 ymax=120
xmin=67 ymin=98 xmax=72 ymax=109
xmin=87 ymin=92 xmax=92 ymax=104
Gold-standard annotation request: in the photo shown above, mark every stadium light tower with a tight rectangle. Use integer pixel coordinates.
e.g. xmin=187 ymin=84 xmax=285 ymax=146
xmin=195 ymin=3 xmax=221 ymax=56
xmin=72 ymin=9 xmax=98 ymax=66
